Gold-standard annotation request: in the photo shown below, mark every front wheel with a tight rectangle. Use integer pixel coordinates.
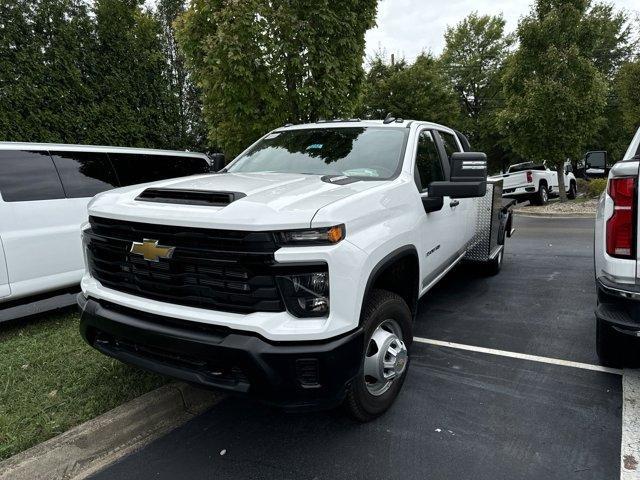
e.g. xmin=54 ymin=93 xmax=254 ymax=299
xmin=567 ymin=181 xmax=577 ymax=200
xmin=344 ymin=289 xmax=412 ymax=422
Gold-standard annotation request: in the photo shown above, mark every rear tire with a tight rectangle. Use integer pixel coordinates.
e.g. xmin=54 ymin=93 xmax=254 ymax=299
xmin=567 ymin=181 xmax=577 ymax=200
xmin=344 ymin=289 xmax=412 ymax=422
xmin=532 ymin=184 xmax=549 ymax=205
xmin=483 ymin=247 xmax=504 ymax=276
xmin=596 ymin=317 xmax=625 ymax=367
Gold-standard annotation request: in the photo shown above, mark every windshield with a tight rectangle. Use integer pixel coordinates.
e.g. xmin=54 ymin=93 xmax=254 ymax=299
xmin=227 ymin=127 xmax=408 ymax=180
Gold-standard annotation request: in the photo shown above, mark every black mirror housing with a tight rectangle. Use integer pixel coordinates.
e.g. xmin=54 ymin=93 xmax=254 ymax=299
xmin=585 ymin=151 xmax=607 ymax=170
xmin=209 ymin=153 xmax=226 ymax=172
xmin=425 ymin=152 xmax=488 ymax=199
xmin=450 ymin=152 xmax=488 ymax=183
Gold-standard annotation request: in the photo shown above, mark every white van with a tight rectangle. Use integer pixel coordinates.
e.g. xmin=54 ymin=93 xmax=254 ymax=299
xmin=0 ymin=143 xmax=213 ymax=321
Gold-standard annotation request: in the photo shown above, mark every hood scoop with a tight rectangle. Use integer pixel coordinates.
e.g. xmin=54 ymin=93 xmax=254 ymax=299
xmin=136 ymin=188 xmax=246 ymax=207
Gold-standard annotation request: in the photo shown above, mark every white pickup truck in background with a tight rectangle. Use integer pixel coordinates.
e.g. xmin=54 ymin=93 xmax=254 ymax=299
xmin=491 ymin=161 xmax=577 ymax=205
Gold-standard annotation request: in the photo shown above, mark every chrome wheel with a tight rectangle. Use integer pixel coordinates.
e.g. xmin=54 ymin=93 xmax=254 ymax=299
xmin=364 ymin=320 xmax=408 ymax=396
xmin=542 ymin=188 xmax=548 ymax=203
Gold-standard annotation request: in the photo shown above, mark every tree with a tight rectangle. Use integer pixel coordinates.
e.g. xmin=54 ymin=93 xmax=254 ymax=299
xmin=357 ymin=52 xmax=408 ymax=120
xmin=357 ymin=53 xmax=459 ymax=126
xmin=176 ymin=0 xmax=378 ymax=157
xmin=0 ymin=0 xmax=38 ymax=140
xmin=0 ymin=0 xmax=95 ymax=143
xmin=616 ymin=60 xmax=640 ymax=136
xmin=88 ymin=0 xmax=176 ymax=149
xmin=579 ymin=3 xmax=635 ymax=79
xmin=156 ymin=0 xmax=208 ymax=151
xmin=580 ymin=3 xmax=636 ymax=163
xmin=441 ymin=13 xmax=514 ymax=172
xmin=500 ymin=0 xmax=608 ymax=202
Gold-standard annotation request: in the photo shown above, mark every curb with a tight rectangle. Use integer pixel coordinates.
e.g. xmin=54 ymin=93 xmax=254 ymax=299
xmin=513 ymin=210 xmax=596 ymax=219
xmin=0 ymin=383 xmax=224 ymax=480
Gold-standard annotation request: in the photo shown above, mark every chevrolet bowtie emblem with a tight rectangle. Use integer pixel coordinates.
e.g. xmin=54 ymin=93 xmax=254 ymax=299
xmin=130 ymin=239 xmax=175 ymax=262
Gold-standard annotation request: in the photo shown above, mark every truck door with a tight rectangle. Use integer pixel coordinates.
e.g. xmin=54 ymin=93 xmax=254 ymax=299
xmin=0 ymin=235 xmax=9 ymax=298
xmin=0 ymin=150 xmax=71 ymax=298
xmin=414 ymin=130 xmax=459 ymax=290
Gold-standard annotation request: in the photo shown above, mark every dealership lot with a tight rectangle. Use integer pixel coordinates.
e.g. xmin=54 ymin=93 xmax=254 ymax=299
xmin=90 ymin=216 xmax=623 ymax=480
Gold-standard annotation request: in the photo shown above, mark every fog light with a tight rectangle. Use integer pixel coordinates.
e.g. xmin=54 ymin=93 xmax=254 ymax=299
xmin=277 ymin=271 xmax=329 ymax=318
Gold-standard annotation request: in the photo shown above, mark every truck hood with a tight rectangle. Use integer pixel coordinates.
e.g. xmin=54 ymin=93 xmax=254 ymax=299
xmin=88 ymin=172 xmax=382 ymax=230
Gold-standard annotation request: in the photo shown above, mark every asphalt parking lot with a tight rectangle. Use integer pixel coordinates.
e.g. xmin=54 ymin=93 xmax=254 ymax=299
xmin=91 ymin=216 xmax=623 ymax=480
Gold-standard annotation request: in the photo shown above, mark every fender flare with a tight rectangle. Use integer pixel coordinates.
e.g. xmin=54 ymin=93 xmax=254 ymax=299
xmin=359 ymin=245 xmax=420 ymax=323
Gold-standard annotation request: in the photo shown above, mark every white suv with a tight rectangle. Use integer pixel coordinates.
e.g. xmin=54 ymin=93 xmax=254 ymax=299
xmin=595 ymin=126 xmax=640 ymax=366
xmin=78 ymin=120 xmax=512 ymax=421
xmin=0 ymin=144 xmax=212 ymax=322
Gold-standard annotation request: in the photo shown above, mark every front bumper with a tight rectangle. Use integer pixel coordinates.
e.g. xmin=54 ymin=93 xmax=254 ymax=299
xmin=78 ymin=295 xmax=364 ymax=410
xmin=596 ymin=277 xmax=640 ymax=337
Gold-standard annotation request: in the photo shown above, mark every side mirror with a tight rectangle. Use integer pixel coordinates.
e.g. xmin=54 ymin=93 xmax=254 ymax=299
xmin=209 ymin=153 xmax=226 ymax=172
xmin=585 ymin=151 xmax=607 ymax=170
xmin=427 ymin=152 xmax=488 ymax=199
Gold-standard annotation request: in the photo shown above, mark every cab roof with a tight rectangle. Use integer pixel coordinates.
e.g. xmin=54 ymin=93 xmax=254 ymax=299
xmin=274 ymin=119 xmax=455 ymax=133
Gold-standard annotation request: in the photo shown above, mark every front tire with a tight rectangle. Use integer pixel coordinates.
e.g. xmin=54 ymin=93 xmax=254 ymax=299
xmin=567 ymin=181 xmax=577 ymax=200
xmin=344 ymin=289 xmax=412 ymax=422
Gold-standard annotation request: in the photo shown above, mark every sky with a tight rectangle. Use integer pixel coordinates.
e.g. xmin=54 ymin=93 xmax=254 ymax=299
xmin=365 ymin=0 xmax=640 ymax=62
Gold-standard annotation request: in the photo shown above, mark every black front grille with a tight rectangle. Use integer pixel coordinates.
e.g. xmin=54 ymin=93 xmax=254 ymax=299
xmin=85 ymin=216 xmax=285 ymax=313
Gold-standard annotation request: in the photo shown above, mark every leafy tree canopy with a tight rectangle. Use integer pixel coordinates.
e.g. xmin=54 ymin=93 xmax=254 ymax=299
xmin=177 ymin=0 xmax=378 ymax=158
xmin=616 ymin=60 xmax=640 ymax=135
xmin=357 ymin=53 xmax=459 ymax=127
xmin=0 ymin=0 xmax=206 ymax=151
xmin=500 ymin=0 xmax=608 ymax=201
xmin=441 ymin=12 xmax=514 ymax=172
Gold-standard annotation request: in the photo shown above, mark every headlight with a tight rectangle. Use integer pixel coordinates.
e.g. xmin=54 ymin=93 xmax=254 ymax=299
xmin=276 ymin=270 xmax=329 ymax=317
xmin=276 ymin=225 xmax=345 ymax=246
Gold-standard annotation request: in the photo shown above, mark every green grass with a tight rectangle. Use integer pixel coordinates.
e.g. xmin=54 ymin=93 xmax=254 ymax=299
xmin=0 ymin=311 xmax=167 ymax=460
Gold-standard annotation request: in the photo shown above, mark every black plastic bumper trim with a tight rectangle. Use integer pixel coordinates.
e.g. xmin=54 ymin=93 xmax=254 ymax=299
xmin=78 ymin=295 xmax=363 ymax=410
xmin=596 ymin=278 xmax=640 ymax=336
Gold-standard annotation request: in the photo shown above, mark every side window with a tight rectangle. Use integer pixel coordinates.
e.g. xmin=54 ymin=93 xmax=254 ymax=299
xmin=151 ymin=155 xmax=211 ymax=178
xmin=50 ymin=151 xmax=119 ymax=198
xmin=108 ymin=154 xmax=148 ymax=186
xmin=109 ymin=154 xmax=210 ymax=187
xmin=0 ymin=150 xmax=65 ymax=202
xmin=436 ymin=131 xmax=462 ymax=162
xmin=414 ymin=131 xmax=445 ymax=191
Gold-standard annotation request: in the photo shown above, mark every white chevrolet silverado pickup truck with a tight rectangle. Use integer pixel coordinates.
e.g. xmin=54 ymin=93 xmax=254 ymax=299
xmin=492 ymin=161 xmax=577 ymax=204
xmin=78 ymin=119 xmax=514 ymax=421
xmin=595 ymin=126 xmax=640 ymax=366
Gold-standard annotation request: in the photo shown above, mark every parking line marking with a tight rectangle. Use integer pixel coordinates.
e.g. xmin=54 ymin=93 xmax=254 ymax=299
xmin=413 ymin=337 xmax=623 ymax=375
xmin=622 ymin=369 xmax=640 ymax=479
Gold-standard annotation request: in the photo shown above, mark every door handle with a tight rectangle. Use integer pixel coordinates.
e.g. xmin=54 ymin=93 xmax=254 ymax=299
xmin=450 ymin=200 xmax=460 ymax=208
